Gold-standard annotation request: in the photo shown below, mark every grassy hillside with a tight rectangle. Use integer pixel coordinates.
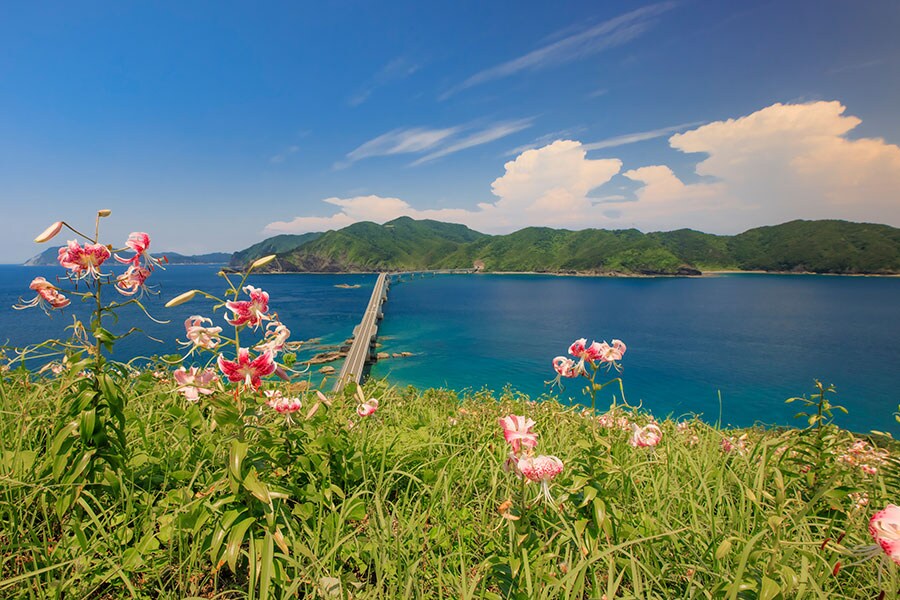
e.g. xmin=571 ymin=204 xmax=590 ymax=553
xmin=1 ymin=371 xmax=897 ymax=598
xmin=232 ymin=218 xmax=900 ymax=275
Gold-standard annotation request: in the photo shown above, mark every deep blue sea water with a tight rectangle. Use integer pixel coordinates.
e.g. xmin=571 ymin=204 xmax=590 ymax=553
xmin=369 ymin=273 xmax=900 ymax=434
xmin=1 ymin=265 xmax=898 ymax=433
xmin=0 ymin=265 xmax=373 ymax=366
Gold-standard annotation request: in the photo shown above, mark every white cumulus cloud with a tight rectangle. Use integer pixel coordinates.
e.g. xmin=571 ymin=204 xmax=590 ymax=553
xmin=267 ymin=140 xmax=622 ymax=234
xmin=268 ymin=101 xmax=900 ymax=236
xmin=621 ymin=101 xmax=900 ymax=231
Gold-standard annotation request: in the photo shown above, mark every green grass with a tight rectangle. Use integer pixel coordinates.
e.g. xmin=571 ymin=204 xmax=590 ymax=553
xmin=0 ymin=370 xmax=897 ymax=598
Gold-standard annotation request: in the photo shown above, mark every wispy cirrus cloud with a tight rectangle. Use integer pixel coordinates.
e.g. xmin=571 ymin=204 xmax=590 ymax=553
xmin=269 ymin=145 xmax=300 ymax=164
xmin=582 ymin=121 xmax=705 ymax=151
xmin=336 ymin=126 xmax=460 ymax=169
xmin=826 ymin=58 xmax=885 ymax=75
xmin=411 ymin=118 xmax=534 ymax=165
xmin=439 ymin=2 xmax=676 ymax=100
xmin=338 ymin=118 xmax=533 ymax=168
xmin=348 ymin=57 xmax=421 ymax=106
xmin=503 ymin=127 xmax=588 ymax=156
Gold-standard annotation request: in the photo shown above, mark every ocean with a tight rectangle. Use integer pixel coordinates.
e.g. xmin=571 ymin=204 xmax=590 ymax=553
xmin=1 ymin=265 xmax=898 ymax=433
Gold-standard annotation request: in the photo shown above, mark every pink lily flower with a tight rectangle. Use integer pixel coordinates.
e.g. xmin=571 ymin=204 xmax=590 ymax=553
xmin=115 ymin=265 xmax=152 ymax=297
xmin=58 ymin=240 xmax=111 ymax=279
xmin=115 ymin=232 xmax=165 ymax=270
xmin=355 ymin=385 xmax=380 ymax=417
xmin=254 ymin=321 xmax=291 ymax=355
xmin=568 ymin=338 xmax=604 ymax=363
xmin=217 ymin=348 xmax=276 ymax=390
xmin=173 ymin=367 xmax=219 ymax=402
xmin=13 ymin=277 xmax=71 ymax=312
xmin=517 ymin=455 xmax=564 ymax=504
xmin=498 ymin=414 xmax=538 ymax=454
xmin=597 ymin=339 xmax=627 ymax=363
xmin=552 ymin=356 xmax=580 ymax=378
xmin=629 ymin=423 xmax=662 ymax=447
xmin=180 ymin=316 xmax=223 ymax=351
xmin=225 ymin=285 xmax=270 ymax=329
xmin=264 ymin=390 xmax=303 ymax=424
xmin=869 ymin=505 xmax=900 ymax=565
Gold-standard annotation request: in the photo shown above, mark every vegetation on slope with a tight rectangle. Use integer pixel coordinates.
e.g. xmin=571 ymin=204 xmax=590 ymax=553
xmin=256 ymin=218 xmax=900 ymax=275
xmin=726 ymin=220 xmax=900 ymax=274
xmin=0 ymin=370 xmax=897 ymax=598
xmin=229 ymin=232 xmax=323 ymax=268
xmin=273 ymin=217 xmax=487 ymax=272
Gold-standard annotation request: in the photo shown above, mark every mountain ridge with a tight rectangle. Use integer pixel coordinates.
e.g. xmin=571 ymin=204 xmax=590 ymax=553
xmin=236 ymin=218 xmax=900 ymax=276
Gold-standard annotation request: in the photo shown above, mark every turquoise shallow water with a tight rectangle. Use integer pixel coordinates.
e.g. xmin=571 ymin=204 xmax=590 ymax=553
xmin=1 ymin=266 xmax=898 ymax=433
xmin=369 ymin=273 xmax=900 ymax=434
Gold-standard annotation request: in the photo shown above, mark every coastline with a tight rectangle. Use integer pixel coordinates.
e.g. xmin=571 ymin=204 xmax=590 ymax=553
xmin=256 ymin=268 xmax=900 ymax=278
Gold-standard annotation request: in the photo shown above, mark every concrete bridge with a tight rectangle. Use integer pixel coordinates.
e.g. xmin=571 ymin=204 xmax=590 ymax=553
xmin=331 ymin=269 xmax=474 ymax=391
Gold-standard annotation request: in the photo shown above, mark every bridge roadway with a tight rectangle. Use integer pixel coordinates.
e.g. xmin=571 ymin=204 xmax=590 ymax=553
xmin=333 ymin=272 xmax=389 ymax=391
xmin=332 ymin=269 xmax=473 ymax=391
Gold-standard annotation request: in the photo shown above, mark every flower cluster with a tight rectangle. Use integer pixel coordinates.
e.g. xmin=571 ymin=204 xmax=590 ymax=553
xmin=264 ymin=390 xmax=303 ymax=424
xmin=15 ymin=216 xmax=166 ymax=314
xmin=549 ymin=337 xmax=626 ymax=391
xmin=837 ymin=439 xmax=889 ymax=476
xmin=595 ymin=410 xmax=632 ymax=431
xmin=629 ymin=423 xmax=663 ymax=448
xmin=170 ymin=282 xmax=292 ymax=393
xmin=498 ymin=414 xmax=563 ymax=506
xmin=720 ymin=434 xmax=750 ymax=455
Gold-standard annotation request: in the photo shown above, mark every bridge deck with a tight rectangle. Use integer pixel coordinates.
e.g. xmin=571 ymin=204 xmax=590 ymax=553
xmin=331 ymin=269 xmax=474 ymax=391
xmin=333 ymin=272 xmax=388 ymax=391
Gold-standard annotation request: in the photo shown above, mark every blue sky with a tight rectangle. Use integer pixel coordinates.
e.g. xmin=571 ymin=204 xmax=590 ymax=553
xmin=1 ymin=0 xmax=899 ymax=261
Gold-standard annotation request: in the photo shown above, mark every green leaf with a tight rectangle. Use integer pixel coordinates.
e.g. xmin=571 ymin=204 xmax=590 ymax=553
xmin=62 ymin=450 xmax=95 ymax=485
xmin=715 ymin=538 xmax=732 ymax=560
xmin=259 ymin=531 xmax=274 ymax=600
xmin=225 ymin=517 xmax=255 ymax=573
xmin=230 ymin=440 xmax=249 ymax=480
xmin=243 ymin=468 xmax=271 ymax=504
xmin=210 ymin=509 xmax=244 ymax=563
xmin=79 ymin=409 xmax=96 ymax=443
xmin=49 ymin=421 xmax=79 ymax=457
xmin=759 ymin=575 xmax=780 ymax=600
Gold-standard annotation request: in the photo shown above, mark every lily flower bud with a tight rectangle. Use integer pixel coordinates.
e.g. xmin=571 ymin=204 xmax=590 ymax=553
xmin=165 ymin=289 xmax=198 ymax=308
xmin=250 ymin=254 xmax=277 ymax=270
xmin=34 ymin=221 xmax=64 ymax=243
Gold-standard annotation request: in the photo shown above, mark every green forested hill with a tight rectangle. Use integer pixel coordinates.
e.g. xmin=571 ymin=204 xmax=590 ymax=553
xmin=229 ymin=232 xmax=323 ymax=267
xmin=726 ymin=220 xmax=900 ymax=273
xmin=271 ymin=217 xmax=488 ymax=271
xmin=232 ymin=218 xmax=900 ymax=275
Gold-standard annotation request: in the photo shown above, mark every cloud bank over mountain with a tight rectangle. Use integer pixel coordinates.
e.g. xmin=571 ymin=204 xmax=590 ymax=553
xmin=265 ymin=101 xmax=900 ymax=235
